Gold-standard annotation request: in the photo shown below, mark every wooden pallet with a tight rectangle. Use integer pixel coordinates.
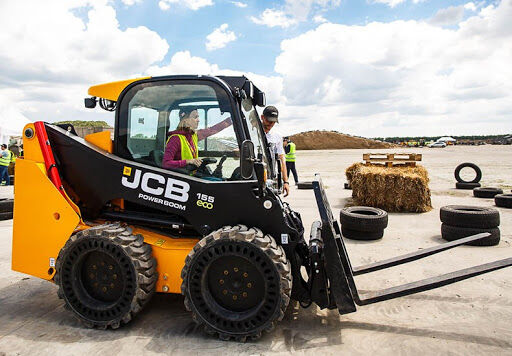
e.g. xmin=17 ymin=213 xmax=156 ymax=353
xmin=363 ymin=153 xmax=422 ymax=167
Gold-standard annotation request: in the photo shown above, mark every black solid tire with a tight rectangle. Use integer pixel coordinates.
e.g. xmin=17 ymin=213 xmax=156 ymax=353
xmin=495 ymin=194 xmax=512 ymax=208
xmin=344 ymin=183 xmax=351 ymax=190
xmin=9 ymin=175 xmax=14 ymax=186
xmin=181 ymin=225 xmax=292 ymax=342
xmin=55 ymin=223 xmax=157 ymax=329
xmin=0 ymin=211 xmax=13 ymax=220
xmin=340 ymin=206 xmax=388 ymax=232
xmin=342 ymin=227 xmax=383 ymax=241
xmin=297 ymin=181 xmax=314 ymax=189
xmin=441 ymin=224 xmax=500 ymax=246
xmin=454 ymin=162 xmax=482 ymax=183
xmin=440 ymin=205 xmax=500 ymax=228
xmin=0 ymin=198 xmax=14 ymax=213
xmin=473 ymin=187 xmax=503 ymax=198
xmin=456 ymin=182 xmax=481 ymax=189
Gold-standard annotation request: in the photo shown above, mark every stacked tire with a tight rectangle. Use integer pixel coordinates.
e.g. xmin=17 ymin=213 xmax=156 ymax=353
xmin=440 ymin=205 xmax=500 ymax=246
xmin=340 ymin=206 xmax=388 ymax=240
xmin=0 ymin=198 xmax=14 ymax=220
xmin=495 ymin=194 xmax=512 ymax=208
xmin=454 ymin=163 xmax=482 ymax=189
xmin=473 ymin=187 xmax=503 ymax=198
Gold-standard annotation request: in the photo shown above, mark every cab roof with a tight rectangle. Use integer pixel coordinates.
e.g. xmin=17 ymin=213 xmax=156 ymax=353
xmin=87 ymin=75 xmax=265 ymax=105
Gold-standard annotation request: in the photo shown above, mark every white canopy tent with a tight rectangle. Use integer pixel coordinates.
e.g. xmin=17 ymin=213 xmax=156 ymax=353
xmin=437 ymin=136 xmax=457 ymax=143
xmin=0 ymin=106 xmax=32 ymax=146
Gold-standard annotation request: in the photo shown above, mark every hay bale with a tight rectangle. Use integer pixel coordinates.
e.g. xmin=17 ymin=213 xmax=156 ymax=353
xmin=346 ymin=163 xmax=432 ymax=213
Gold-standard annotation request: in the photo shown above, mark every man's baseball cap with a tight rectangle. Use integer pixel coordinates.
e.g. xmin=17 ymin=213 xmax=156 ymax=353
xmin=262 ymin=106 xmax=279 ymax=122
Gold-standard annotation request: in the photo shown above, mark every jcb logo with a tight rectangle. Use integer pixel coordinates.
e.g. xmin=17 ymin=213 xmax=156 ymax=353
xmin=121 ymin=168 xmax=190 ymax=203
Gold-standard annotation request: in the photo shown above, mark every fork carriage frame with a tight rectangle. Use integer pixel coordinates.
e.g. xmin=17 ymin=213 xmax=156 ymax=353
xmin=309 ymin=174 xmax=512 ymax=314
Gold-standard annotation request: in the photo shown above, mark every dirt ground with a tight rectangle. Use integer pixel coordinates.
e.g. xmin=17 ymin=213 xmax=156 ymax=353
xmin=1 ymin=145 xmax=511 ymax=355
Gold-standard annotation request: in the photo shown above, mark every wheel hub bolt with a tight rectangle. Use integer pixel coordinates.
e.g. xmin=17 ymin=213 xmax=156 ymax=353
xmin=110 ymin=283 xmax=114 ymax=289
xmin=92 ymin=265 xmax=97 ymax=270
xmin=247 ymin=283 xmax=252 ymax=288
xmin=223 ymin=270 xmax=229 ymax=275
xmin=113 ymin=274 xmax=117 ymax=280
xmin=242 ymin=292 xmax=247 ymax=298
xmin=223 ymin=289 xmax=228 ymax=295
xmin=234 ymin=267 xmax=239 ymax=272
xmin=102 ymin=287 xmax=107 ymax=292
xmin=219 ymin=279 xmax=224 ymax=285
xmin=243 ymin=272 xmax=248 ymax=278
xmin=233 ymin=295 xmax=237 ymax=300
xmin=109 ymin=265 xmax=113 ymax=270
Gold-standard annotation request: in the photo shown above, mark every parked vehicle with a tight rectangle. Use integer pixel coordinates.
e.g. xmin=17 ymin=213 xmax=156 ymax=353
xmin=428 ymin=141 xmax=447 ymax=148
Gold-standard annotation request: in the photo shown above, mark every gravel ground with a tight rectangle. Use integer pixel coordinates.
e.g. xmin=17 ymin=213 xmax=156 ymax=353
xmin=1 ymin=145 xmax=511 ymax=355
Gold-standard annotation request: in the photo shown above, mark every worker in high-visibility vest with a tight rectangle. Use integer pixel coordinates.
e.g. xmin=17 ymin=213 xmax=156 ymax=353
xmin=283 ymin=137 xmax=299 ymax=185
xmin=0 ymin=144 xmax=14 ymax=186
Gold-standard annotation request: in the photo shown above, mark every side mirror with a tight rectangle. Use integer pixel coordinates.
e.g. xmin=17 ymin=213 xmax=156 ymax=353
xmin=84 ymin=97 xmax=97 ymax=109
xmin=240 ymin=140 xmax=255 ymax=179
xmin=255 ymin=91 xmax=266 ymax=107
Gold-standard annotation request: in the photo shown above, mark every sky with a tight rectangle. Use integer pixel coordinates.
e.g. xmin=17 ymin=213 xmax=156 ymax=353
xmin=0 ymin=0 xmax=511 ymax=138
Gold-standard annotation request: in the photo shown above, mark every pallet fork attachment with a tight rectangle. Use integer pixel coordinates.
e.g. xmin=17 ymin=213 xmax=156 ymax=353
xmin=311 ymin=174 xmax=512 ymax=314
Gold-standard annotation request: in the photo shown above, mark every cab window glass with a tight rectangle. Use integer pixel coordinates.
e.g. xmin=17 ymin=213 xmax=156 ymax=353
xmin=124 ymin=82 xmax=241 ymax=180
xmin=127 ymin=107 xmax=159 ymax=159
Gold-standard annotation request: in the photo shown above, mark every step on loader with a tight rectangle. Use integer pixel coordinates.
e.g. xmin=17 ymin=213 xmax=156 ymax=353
xmin=11 ymin=75 xmax=512 ymax=341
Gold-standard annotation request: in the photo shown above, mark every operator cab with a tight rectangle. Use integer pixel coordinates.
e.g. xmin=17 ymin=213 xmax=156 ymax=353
xmin=87 ymin=75 xmax=271 ymax=182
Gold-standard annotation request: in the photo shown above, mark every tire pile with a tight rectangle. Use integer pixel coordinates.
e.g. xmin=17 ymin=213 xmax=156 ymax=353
xmin=340 ymin=206 xmax=388 ymax=240
xmin=473 ymin=187 xmax=503 ymax=198
xmin=454 ymin=163 xmax=481 ymax=189
xmin=495 ymin=193 xmax=512 ymax=208
xmin=440 ymin=205 xmax=500 ymax=246
xmin=0 ymin=198 xmax=14 ymax=221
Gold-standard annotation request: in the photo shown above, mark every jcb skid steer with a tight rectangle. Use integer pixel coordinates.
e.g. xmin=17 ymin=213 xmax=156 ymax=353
xmin=12 ymin=75 xmax=512 ymax=341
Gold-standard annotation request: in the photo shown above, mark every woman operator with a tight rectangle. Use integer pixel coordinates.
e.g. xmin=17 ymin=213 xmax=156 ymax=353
xmin=162 ymin=107 xmax=232 ymax=172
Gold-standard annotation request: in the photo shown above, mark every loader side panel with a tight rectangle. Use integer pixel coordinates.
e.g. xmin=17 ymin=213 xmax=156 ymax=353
xmin=132 ymin=227 xmax=198 ymax=293
xmin=12 ymin=159 xmax=80 ymax=280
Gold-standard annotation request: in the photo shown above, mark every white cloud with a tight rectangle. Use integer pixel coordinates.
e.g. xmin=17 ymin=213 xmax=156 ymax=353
xmin=252 ymin=0 xmax=340 ymax=28
xmin=230 ymin=1 xmax=247 ymax=8
xmin=158 ymin=0 xmax=213 ymax=11
xmin=313 ymin=14 xmax=328 ymax=23
xmin=121 ymin=0 xmax=143 ymax=5
xmin=429 ymin=5 xmax=465 ymax=26
xmin=272 ymin=0 xmax=512 ymax=136
xmin=205 ymin=24 xmax=237 ymax=51
xmin=284 ymin=0 xmax=340 ymax=22
xmin=147 ymin=51 xmax=220 ymax=75
xmin=372 ymin=0 xmax=426 ymax=8
xmin=251 ymin=9 xmax=298 ymax=28
xmin=0 ymin=0 xmax=169 ymax=125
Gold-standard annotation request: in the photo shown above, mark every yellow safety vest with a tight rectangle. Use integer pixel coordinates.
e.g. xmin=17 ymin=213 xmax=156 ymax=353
xmin=167 ymin=133 xmax=198 ymax=160
xmin=0 ymin=150 xmax=12 ymax=167
xmin=285 ymin=142 xmax=296 ymax=162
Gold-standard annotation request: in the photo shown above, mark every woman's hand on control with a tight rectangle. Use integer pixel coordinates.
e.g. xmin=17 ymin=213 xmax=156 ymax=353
xmin=186 ymin=158 xmax=202 ymax=167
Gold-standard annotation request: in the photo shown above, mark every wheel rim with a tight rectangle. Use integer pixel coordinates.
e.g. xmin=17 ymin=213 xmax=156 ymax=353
xmin=60 ymin=238 xmax=136 ymax=321
xmin=79 ymin=251 xmax=124 ymax=303
xmin=189 ymin=240 xmax=281 ymax=333
xmin=206 ymin=255 xmax=265 ymax=312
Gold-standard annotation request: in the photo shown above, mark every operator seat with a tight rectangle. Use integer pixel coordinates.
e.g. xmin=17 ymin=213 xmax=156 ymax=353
xmin=150 ymin=150 xmax=164 ymax=167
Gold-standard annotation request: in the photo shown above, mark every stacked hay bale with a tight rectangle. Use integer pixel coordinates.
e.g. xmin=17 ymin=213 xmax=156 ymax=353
xmin=346 ymin=163 xmax=432 ymax=213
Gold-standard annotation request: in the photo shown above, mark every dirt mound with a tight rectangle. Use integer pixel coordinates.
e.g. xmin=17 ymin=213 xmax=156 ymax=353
xmin=290 ymin=130 xmax=396 ymax=150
